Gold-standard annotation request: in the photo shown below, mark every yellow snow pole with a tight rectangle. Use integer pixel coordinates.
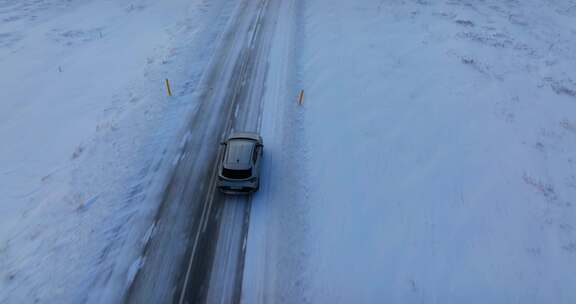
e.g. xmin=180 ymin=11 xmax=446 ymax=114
xmin=165 ymin=79 xmax=173 ymax=97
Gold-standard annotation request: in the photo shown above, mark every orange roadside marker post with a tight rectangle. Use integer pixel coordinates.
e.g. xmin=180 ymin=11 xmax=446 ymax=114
xmin=165 ymin=79 xmax=173 ymax=97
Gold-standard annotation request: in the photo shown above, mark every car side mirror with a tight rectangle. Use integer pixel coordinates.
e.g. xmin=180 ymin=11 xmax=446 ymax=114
xmin=220 ymin=142 xmax=227 ymax=145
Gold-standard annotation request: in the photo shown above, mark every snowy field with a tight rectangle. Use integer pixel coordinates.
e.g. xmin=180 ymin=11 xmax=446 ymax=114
xmin=0 ymin=0 xmax=235 ymax=302
xmin=244 ymin=0 xmax=576 ymax=303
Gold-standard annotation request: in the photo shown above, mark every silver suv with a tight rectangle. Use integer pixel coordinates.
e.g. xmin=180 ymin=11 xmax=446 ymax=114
xmin=217 ymin=132 xmax=263 ymax=194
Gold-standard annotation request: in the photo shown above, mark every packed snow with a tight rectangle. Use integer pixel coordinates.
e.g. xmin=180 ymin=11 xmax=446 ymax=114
xmin=244 ymin=0 xmax=576 ymax=303
xmin=0 ymin=0 xmax=236 ymax=302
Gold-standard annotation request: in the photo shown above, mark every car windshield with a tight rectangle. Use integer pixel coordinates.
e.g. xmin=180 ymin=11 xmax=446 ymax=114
xmin=222 ymin=168 xmax=252 ymax=179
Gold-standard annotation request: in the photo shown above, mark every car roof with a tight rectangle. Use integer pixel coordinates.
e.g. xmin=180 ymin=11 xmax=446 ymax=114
xmin=223 ymin=139 xmax=255 ymax=170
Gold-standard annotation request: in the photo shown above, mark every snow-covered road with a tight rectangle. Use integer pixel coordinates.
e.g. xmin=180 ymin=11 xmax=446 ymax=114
xmin=128 ymin=0 xmax=280 ymax=303
xmin=126 ymin=0 xmax=264 ymax=302
xmin=203 ymin=1 xmax=283 ymax=303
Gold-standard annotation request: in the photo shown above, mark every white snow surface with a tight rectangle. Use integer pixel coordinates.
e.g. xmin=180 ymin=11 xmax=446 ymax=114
xmin=244 ymin=0 xmax=576 ymax=303
xmin=0 ymin=0 xmax=235 ymax=302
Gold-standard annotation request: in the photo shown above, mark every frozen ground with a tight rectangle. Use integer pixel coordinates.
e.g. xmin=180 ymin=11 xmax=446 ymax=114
xmin=243 ymin=0 xmax=576 ymax=303
xmin=0 ymin=0 xmax=235 ymax=302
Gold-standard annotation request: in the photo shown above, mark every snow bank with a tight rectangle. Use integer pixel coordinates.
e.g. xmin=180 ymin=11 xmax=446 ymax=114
xmin=0 ymin=0 xmax=234 ymax=302
xmin=300 ymin=0 xmax=576 ymax=302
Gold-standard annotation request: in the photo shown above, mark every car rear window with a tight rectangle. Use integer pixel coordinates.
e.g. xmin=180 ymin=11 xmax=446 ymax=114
xmin=224 ymin=140 xmax=255 ymax=165
xmin=222 ymin=168 xmax=252 ymax=179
